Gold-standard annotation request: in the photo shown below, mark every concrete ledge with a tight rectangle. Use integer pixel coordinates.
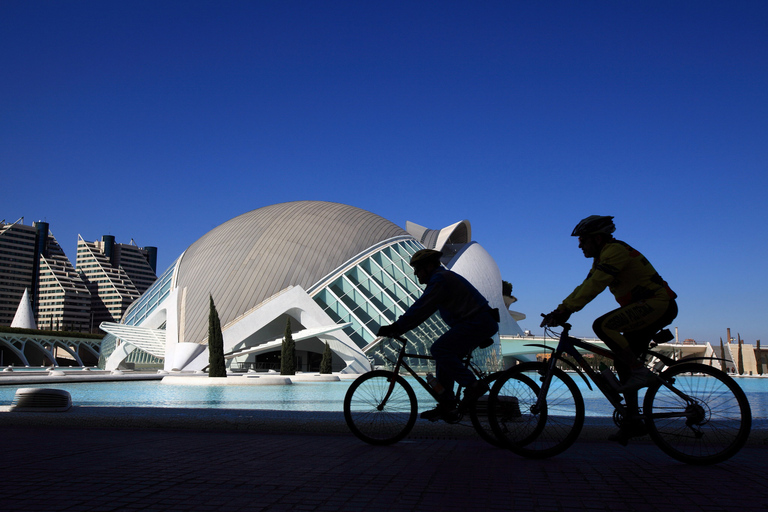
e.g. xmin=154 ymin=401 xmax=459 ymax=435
xmin=0 ymin=372 xmax=164 ymax=385
xmin=160 ymin=373 xmax=346 ymax=385
xmin=0 ymin=371 xmax=356 ymax=386
xmin=288 ymin=374 xmax=341 ymax=382
xmin=162 ymin=375 xmax=293 ymax=385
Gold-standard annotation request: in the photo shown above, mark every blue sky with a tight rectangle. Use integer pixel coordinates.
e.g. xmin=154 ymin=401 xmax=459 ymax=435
xmin=2 ymin=1 xmax=766 ymax=343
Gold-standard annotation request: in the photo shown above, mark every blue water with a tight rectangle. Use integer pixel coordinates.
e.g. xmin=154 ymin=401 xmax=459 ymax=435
xmin=1 ymin=375 xmax=766 ymax=418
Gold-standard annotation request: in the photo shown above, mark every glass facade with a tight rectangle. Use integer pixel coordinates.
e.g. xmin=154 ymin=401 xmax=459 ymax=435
xmin=122 ymin=259 xmax=177 ymax=327
xmin=311 ymin=239 xmax=451 ymax=371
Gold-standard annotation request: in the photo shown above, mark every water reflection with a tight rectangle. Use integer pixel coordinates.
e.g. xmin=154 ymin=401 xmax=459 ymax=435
xmin=0 ymin=375 xmax=766 ymax=418
xmin=203 ymin=385 xmax=225 ymax=406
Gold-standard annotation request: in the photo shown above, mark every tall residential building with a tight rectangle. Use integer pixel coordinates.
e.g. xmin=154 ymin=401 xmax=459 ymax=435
xmin=0 ymin=219 xmax=91 ymax=331
xmin=0 ymin=219 xmax=37 ymax=326
xmin=76 ymin=235 xmax=158 ymax=327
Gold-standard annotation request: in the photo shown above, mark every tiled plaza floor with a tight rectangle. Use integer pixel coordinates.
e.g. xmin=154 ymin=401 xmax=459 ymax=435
xmin=1 ymin=420 xmax=765 ymax=512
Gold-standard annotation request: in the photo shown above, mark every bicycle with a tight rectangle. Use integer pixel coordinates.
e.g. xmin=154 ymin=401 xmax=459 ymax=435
xmin=343 ymin=335 xmax=522 ymax=447
xmin=487 ymin=322 xmax=751 ymax=465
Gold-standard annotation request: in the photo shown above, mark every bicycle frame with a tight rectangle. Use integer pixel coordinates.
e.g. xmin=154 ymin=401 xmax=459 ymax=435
xmin=378 ymin=336 xmax=488 ymax=410
xmin=527 ymin=325 xmax=705 ymax=419
xmin=525 ymin=326 xmax=626 ymax=414
xmin=373 ymin=336 xmax=440 ymax=410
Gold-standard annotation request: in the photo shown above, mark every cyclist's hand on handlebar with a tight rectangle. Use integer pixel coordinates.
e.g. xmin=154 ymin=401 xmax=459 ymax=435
xmin=540 ymin=309 xmax=571 ymax=328
xmin=377 ymin=324 xmax=400 ymax=338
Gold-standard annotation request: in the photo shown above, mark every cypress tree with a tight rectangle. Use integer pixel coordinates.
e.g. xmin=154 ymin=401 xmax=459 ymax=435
xmin=719 ymin=338 xmax=726 ymax=372
xmin=208 ymin=294 xmax=227 ymax=377
xmin=737 ymin=334 xmax=744 ymax=375
xmin=757 ymin=340 xmax=763 ymax=375
xmin=281 ymin=317 xmax=296 ymax=375
xmin=320 ymin=341 xmax=333 ymax=374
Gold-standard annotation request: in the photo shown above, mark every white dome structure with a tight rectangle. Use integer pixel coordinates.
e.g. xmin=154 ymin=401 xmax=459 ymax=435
xmin=100 ymin=201 xmax=525 ymax=373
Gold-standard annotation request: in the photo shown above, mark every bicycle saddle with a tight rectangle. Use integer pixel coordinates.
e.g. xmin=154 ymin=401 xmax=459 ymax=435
xmin=652 ymin=329 xmax=674 ymax=344
xmin=478 ymin=338 xmax=494 ymax=349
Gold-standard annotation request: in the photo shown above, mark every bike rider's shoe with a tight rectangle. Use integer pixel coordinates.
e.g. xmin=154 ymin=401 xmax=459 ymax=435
xmin=461 ymin=380 xmax=490 ymax=406
xmin=420 ymin=401 xmax=459 ymax=422
xmin=616 ymin=366 xmax=655 ymax=394
xmin=608 ymin=419 xmax=648 ymax=446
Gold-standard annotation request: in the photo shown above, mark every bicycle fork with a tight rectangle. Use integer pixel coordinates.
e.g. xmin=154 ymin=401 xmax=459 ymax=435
xmin=532 ymin=356 xmax=559 ymax=415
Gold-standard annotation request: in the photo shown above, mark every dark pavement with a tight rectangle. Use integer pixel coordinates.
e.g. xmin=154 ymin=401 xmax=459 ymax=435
xmin=1 ymin=418 xmax=766 ymax=512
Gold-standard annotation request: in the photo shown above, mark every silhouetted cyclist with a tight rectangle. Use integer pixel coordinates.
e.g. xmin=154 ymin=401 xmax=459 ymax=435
xmin=541 ymin=215 xmax=678 ymax=445
xmin=378 ymin=249 xmax=499 ymax=421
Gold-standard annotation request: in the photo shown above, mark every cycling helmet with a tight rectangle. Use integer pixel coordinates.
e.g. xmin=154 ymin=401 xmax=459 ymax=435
xmin=571 ymin=215 xmax=615 ymax=237
xmin=410 ymin=249 xmax=443 ymax=266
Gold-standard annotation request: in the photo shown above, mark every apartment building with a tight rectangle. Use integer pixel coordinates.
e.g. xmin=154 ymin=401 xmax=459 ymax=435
xmin=76 ymin=235 xmax=158 ymax=327
xmin=0 ymin=219 xmax=91 ymax=331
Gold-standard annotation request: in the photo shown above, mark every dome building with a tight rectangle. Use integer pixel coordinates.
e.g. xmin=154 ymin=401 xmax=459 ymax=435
xmin=99 ymin=201 xmax=524 ymax=373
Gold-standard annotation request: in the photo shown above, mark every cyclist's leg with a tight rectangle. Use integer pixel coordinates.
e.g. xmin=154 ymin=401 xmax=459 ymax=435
xmin=594 ymin=299 xmax=677 ymax=372
xmin=431 ymin=312 xmax=497 ymax=397
xmin=594 ymin=300 xmax=678 ymax=443
xmin=430 ymin=328 xmax=477 ymax=400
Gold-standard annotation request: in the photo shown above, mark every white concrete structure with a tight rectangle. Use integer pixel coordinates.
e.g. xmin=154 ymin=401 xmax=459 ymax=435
xmin=10 ymin=288 xmax=36 ymax=330
xmin=100 ymin=201 xmax=526 ymax=373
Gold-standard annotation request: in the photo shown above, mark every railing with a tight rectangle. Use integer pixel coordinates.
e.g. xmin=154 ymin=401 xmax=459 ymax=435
xmin=230 ymin=361 xmax=281 ymax=372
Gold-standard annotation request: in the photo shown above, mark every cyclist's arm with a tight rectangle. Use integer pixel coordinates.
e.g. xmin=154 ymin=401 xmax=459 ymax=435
xmin=390 ymin=274 xmax=444 ymax=333
xmin=559 ymin=244 xmax=629 ymax=313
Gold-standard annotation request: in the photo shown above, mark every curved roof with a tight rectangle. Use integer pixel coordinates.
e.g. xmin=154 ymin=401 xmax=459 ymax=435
xmin=174 ymin=201 xmax=409 ymax=344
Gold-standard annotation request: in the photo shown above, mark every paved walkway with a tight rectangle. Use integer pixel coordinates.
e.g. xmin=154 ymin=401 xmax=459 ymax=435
xmin=1 ymin=413 xmax=766 ymax=512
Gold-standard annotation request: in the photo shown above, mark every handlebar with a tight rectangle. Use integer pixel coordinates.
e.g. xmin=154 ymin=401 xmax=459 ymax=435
xmin=540 ymin=313 xmax=571 ymax=331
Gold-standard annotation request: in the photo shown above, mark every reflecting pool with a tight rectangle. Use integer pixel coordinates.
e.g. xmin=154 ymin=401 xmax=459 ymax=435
xmin=0 ymin=375 xmax=766 ymax=418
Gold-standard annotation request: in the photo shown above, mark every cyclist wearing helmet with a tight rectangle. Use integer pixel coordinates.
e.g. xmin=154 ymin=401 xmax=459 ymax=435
xmin=378 ymin=249 xmax=499 ymax=421
xmin=541 ymin=215 xmax=678 ymax=444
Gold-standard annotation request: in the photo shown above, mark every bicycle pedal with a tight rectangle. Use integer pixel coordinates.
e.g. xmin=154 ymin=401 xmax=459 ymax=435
xmin=443 ymin=411 xmax=462 ymax=424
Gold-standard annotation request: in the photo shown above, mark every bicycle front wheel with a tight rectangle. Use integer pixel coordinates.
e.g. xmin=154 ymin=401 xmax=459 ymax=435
xmin=468 ymin=374 xmax=506 ymax=448
xmin=486 ymin=369 xmax=544 ymax=451
xmin=343 ymin=370 xmax=418 ymax=445
xmin=490 ymin=362 xmax=585 ymax=459
xmin=644 ymin=363 xmax=751 ymax=465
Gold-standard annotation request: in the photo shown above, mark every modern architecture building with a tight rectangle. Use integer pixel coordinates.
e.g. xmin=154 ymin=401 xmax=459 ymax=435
xmin=76 ymin=235 xmax=158 ymax=327
xmin=0 ymin=219 xmax=91 ymax=331
xmin=1 ymin=218 xmax=157 ymax=337
xmin=99 ymin=201 xmax=526 ymax=373
xmin=0 ymin=219 xmax=37 ymax=327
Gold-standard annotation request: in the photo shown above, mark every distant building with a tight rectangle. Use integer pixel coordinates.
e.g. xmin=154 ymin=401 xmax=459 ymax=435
xmin=76 ymin=235 xmax=158 ymax=327
xmin=0 ymin=218 xmax=157 ymax=333
xmin=0 ymin=219 xmax=37 ymax=326
xmin=0 ymin=219 xmax=91 ymax=331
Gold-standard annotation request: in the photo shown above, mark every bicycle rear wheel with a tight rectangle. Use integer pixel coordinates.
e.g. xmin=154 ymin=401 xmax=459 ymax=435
xmin=343 ymin=370 xmax=418 ymax=445
xmin=644 ymin=363 xmax=751 ymax=465
xmin=490 ymin=362 xmax=585 ymax=459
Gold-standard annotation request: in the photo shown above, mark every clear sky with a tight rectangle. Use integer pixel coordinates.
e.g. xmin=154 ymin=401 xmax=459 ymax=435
xmin=2 ymin=1 xmax=766 ymax=343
